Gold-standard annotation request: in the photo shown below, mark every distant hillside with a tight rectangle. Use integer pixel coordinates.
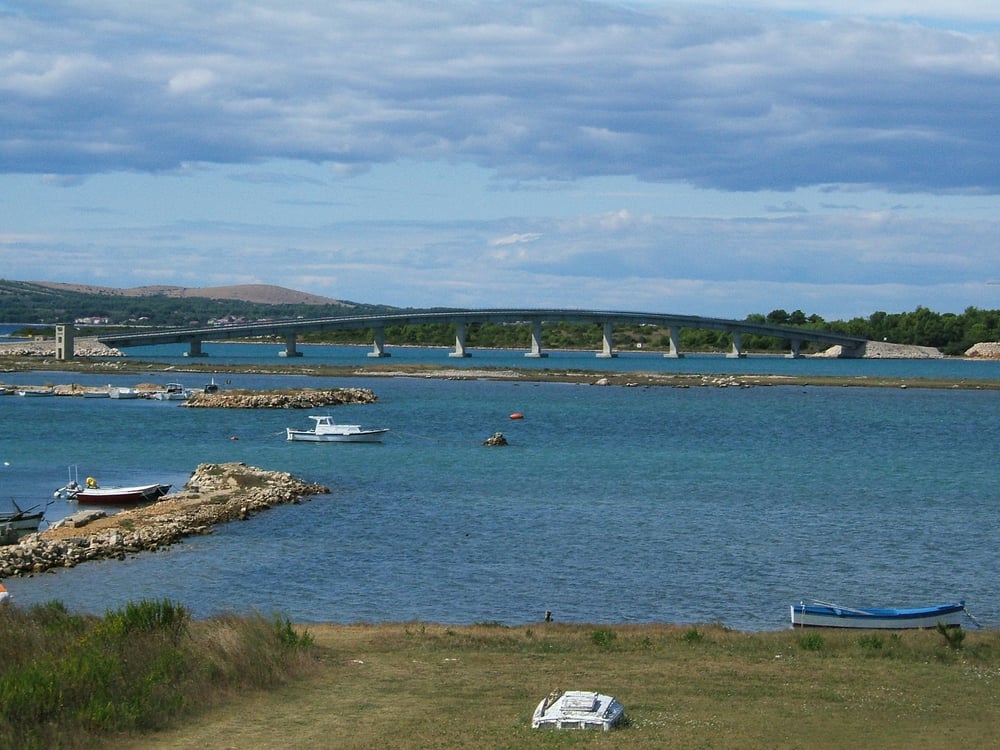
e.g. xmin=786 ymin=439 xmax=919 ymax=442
xmin=0 ymin=279 xmax=393 ymax=326
xmin=30 ymin=282 xmax=344 ymax=306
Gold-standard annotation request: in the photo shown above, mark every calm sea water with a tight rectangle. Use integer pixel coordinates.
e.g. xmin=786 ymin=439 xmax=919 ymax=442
xmin=1 ymin=336 xmax=998 ymax=631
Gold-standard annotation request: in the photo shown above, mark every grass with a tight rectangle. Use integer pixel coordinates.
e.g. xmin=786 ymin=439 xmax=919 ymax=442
xmin=2 ymin=607 xmax=996 ymax=749
xmin=119 ymin=621 xmax=1000 ymax=749
xmin=0 ymin=600 xmax=314 ymax=750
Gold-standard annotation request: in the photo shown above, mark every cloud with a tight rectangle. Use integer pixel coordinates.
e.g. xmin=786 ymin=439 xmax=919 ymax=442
xmin=2 ymin=1 xmax=998 ymax=194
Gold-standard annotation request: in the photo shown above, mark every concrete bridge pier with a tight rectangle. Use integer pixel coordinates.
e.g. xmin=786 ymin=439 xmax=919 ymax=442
xmin=662 ymin=327 xmax=684 ymax=358
xmin=184 ymin=339 xmax=209 ymax=357
xmin=596 ymin=321 xmax=617 ymax=358
xmin=726 ymin=331 xmax=747 ymax=359
xmin=449 ymin=322 xmax=471 ymax=357
xmin=277 ymin=333 xmax=302 ymax=358
xmin=786 ymin=339 xmax=804 ymax=359
xmin=525 ymin=321 xmax=548 ymax=358
xmin=367 ymin=327 xmax=391 ymax=358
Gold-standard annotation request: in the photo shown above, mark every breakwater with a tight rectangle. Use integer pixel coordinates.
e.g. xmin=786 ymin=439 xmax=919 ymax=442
xmin=0 ymin=463 xmax=328 ymax=578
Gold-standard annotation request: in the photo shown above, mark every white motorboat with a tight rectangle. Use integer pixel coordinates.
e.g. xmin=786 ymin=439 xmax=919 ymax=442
xmin=286 ymin=415 xmax=389 ymax=443
xmin=152 ymin=383 xmax=190 ymax=401
xmin=109 ymin=387 xmax=140 ymax=399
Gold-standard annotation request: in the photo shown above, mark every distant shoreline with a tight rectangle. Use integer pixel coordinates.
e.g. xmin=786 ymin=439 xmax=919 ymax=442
xmin=2 ymin=352 xmax=999 ymax=391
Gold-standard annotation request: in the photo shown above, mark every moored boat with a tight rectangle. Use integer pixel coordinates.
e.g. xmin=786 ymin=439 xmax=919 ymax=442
xmin=286 ymin=415 xmax=389 ymax=443
xmin=152 ymin=383 xmax=190 ymax=401
xmin=0 ymin=500 xmax=46 ymax=541
xmin=70 ymin=482 xmax=172 ymax=505
xmin=55 ymin=468 xmax=171 ymax=505
xmin=109 ymin=386 xmax=140 ymax=399
xmin=16 ymin=387 xmax=55 ymax=397
xmin=790 ymin=600 xmax=967 ymax=629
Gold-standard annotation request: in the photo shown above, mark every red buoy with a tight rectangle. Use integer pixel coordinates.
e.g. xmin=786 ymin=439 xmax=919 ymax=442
xmin=509 ymin=412 xmax=524 ymax=420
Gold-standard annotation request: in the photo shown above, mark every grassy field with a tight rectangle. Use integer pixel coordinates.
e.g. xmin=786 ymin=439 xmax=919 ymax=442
xmin=116 ymin=621 xmax=997 ymax=750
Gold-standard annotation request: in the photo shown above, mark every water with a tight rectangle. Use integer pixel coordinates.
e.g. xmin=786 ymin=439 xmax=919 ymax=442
xmin=1 ymin=344 xmax=998 ymax=631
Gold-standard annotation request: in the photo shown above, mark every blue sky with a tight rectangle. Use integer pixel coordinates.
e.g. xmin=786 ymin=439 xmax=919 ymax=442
xmin=2 ymin=1 xmax=999 ymax=320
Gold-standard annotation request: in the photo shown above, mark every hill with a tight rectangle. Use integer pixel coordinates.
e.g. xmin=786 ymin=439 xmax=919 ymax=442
xmin=30 ymin=281 xmax=342 ymax=306
xmin=0 ymin=279 xmax=392 ymax=327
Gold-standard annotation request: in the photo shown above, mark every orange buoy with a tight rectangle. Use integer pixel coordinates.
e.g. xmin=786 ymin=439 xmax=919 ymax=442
xmin=509 ymin=412 xmax=524 ymax=420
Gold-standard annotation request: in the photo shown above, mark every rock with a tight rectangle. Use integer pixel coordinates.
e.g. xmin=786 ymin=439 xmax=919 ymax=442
xmin=483 ymin=432 xmax=508 ymax=446
xmin=816 ymin=341 xmax=943 ymax=359
xmin=183 ymin=387 xmax=377 ymax=408
xmin=964 ymin=342 xmax=1000 ymax=359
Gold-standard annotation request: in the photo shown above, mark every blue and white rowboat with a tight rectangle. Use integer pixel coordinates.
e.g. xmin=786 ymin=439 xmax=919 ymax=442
xmin=790 ymin=600 xmax=966 ymax=629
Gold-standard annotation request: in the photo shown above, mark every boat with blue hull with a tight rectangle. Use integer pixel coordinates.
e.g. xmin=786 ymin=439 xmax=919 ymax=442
xmin=790 ymin=600 xmax=967 ymax=629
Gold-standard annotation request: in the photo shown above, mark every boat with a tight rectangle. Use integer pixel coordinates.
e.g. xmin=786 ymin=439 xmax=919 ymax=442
xmin=16 ymin=387 xmax=55 ymax=397
xmin=152 ymin=383 xmax=190 ymax=401
xmin=109 ymin=386 xmax=140 ymax=399
xmin=55 ymin=467 xmax=171 ymax=505
xmin=83 ymin=388 xmax=110 ymax=398
xmin=286 ymin=415 xmax=389 ymax=443
xmin=790 ymin=600 xmax=967 ymax=629
xmin=68 ymin=481 xmax=171 ymax=505
xmin=0 ymin=582 xmax=10 ymax=604
xmin=0 ymin=500 xmax=45 ymax=538
xmin=531 ymin=690 xmax=625 ymax=731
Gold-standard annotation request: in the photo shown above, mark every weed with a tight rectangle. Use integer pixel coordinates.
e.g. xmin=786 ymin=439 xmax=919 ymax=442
xmin=937 ymin=623 xmax=965 ymax=650
xmin=591 ymin=627 xmax=617 ymax=648
xmin=798 ymin=633 xmax=824 ymax=652
xmin=682 ymin=627 xmax=704 ymax=644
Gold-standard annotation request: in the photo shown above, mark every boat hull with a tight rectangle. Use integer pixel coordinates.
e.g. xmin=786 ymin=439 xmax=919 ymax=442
xmin=532 ymin=691 xmax=625 ymax=731
xmin=74 ymin=483 xmax=172 ymax=505
xmin=790 ymin=601 xmax=965 ymax=629
xmin=0 ymin=511 xmax=44 ymax=535
xmin=286 ymin=428 xmax=388 ymax=443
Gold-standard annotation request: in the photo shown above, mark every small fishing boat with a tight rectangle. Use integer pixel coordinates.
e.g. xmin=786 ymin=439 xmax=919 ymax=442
xmin=0 ymin=500 xmax=45 ymax=539
xmin=67 ymin=481 xmax=171 ymax=505
xmin=55 ymin=466 xmax=171 ymax=505
xmin=790 ymin=600 xmax=967 ymax=629
xmin=286 ymin=415 xmax=389 ymax=443
xmin=16 ymin=387 xmax=55 ymax=397
xmin=532 ymin=690 xmax=625 ymax=731
xmin=152 ymin=383 xmax=190 ymax=401
xmin=109 ymin=387 xmax=140 ymax=399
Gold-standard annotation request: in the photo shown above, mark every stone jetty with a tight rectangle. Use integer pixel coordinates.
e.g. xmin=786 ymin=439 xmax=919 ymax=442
xmin=183 ymin=387 xmax=377 ymax=408
xmin=0 ymin=463 xmax=328 ymax=578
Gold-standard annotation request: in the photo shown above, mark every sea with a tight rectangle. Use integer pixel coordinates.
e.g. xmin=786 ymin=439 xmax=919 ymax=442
xmin=1 ymin=323 xmax=998 ymax=631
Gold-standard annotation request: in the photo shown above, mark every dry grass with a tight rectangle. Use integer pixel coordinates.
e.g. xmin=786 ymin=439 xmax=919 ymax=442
xmin=115 ymin=622 xmax=999 ymax=750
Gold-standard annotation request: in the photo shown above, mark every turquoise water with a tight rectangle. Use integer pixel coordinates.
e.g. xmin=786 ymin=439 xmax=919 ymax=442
xmin=1 ymin=352 xmax=998 ymax=631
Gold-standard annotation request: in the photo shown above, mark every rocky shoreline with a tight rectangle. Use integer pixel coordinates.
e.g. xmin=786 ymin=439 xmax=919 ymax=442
xmin=0 ymin=463 xmax=329 ymax=578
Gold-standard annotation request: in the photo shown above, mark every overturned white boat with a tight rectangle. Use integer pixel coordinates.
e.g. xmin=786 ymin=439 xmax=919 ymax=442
xmin=531 ymin=690 xmax=625 ymax=731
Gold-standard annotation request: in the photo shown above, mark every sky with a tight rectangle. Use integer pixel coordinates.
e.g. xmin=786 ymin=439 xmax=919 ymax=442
xmin=2 ymin=1 xmax=999 ymax=321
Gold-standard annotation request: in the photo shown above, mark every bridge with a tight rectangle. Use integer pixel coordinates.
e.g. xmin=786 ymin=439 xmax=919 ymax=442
xmin=72 ymin=309 xmax=867 ymax=360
